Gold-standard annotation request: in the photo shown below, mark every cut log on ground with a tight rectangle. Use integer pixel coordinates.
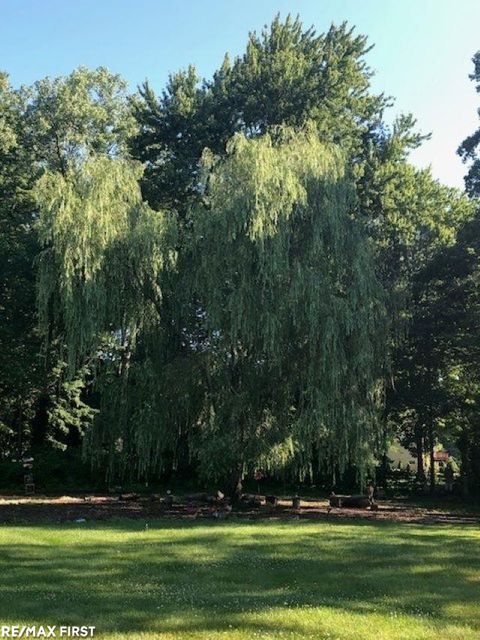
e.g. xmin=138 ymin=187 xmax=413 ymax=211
xmin=119 ymin=493 xmax=139 ymax=502
xmin=329 ymin=494 xmax=372 ymax=509
xmin=240 ymin=494 xmax=263 ymax=507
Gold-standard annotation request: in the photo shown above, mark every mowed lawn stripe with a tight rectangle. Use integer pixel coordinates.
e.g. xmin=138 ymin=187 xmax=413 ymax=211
xmin=0 ymin=519 xmax=478 ymax=639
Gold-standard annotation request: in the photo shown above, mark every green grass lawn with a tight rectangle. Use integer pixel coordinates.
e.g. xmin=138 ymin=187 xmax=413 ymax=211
xmin=0 ymin=518 xmax=479 ymax=639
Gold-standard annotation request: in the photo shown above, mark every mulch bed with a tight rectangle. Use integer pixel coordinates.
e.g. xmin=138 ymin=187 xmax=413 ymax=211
xmin=0 ymin=495 xmax=478 ymax=526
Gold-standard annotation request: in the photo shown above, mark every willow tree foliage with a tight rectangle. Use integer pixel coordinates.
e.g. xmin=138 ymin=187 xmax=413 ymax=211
xmin=33 ymin=18 xmax=469 ymax=488
xmin=34 ymin=153 xmax=179 ymax=478
xmin=124 ymin=14 xmax=395 ymax=487
xmin=188 ymin=129 xmax=387 ymax=490
xmin=33 ymin=128 xmax=386 ymax=490
xmin=3 ymin=17 xmax=477 ymax=493
xmin=35 ymin=157 xmax=177 ymax=370
xmin=0 ymin=66 xmax=139 ymax=460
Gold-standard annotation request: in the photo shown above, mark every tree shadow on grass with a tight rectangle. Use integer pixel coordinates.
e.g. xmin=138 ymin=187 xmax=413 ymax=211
xmin=0 ymin=519 xmax=479 ymax=637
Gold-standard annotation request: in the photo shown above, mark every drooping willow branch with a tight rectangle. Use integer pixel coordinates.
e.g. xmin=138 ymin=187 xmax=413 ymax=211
xmin=35 ymin=156 xmax=177 ymax=370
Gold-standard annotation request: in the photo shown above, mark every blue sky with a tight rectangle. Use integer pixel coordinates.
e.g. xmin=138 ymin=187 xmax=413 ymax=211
xmin=1 ymin=0 xmax=479 ymax=188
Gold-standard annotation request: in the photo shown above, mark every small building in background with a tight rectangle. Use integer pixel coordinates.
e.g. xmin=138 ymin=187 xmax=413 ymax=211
xmin=386 ymin=443 xmax=453 ymax=474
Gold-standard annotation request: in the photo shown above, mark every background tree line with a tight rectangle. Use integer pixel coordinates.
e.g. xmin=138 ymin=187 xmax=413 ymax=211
xmin=0 ymin=16 xmax=478 ymax=496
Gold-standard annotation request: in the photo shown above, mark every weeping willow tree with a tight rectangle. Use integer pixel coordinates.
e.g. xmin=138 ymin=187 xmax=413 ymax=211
xmin=35 ymin=156 xmax=178 ymax=474
xmin=35 ymin=129 xmax=386 ymax=491
xmin=35 ymin=157 xmax=176 ymax=366
xmin=189 ymin=128 xmax=387 ymax=494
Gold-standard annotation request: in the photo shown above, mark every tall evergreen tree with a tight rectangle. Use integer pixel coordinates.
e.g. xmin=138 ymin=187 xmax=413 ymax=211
xmin=130 ymin=15 xmax=388 ymax=213
xmin=458 ymin=51 xmax=480 ymax=198
xmin=406 ymin=214 xmax=480 ymax=494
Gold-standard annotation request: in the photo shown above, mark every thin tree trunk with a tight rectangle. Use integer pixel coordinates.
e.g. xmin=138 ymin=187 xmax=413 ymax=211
xmin=15 ymin=406 xmax=23 ymax=459
xmin=229 ymin=466 xmax=243 ymax=502
xmin=459 ymin=434 xmax=470 ymax=497
xmin=428 ymin=420 xmax=435 ymax=494
xmin=415 ymin=429 xmax=425 ymax=481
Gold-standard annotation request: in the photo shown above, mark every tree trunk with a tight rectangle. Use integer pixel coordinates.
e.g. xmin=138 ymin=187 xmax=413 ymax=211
xmin=31 ymin=393 xmax=49 ymax=446
xmin=459 ymin=434 xmax=470 ymax=497
xmin=228 ymin=467 xmax=243 ymax=503
xmin=13 ymin=406 xmax=24 ymax=459
xmin=415 ymin=430 xmax=425 ymax=481
xmin=428 ymin=420 xmax=435 ymax=494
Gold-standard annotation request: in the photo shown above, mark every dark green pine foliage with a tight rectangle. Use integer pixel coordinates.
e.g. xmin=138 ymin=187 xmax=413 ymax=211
xmin=0 ymin=74 xmax=42 ymax=457
xmin=413 ymin=215 xmax=480 ymax=494
xmin=378 ymin=52 xmax=479 ymax=490
xmin=130 ymin=15 xmax=388 ymax=212
xmin=458 ymin=51 xmax=480 ymax=198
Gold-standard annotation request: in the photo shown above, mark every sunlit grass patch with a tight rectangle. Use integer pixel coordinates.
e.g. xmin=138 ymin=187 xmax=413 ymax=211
xmin=0 ymin=519 xmax=478 ymax=639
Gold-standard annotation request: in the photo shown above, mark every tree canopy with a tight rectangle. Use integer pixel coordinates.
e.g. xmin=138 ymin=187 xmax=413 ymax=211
xmin=458 ymin=51 xmax=480 ymax=198
xmin=0 ymin=16 xmax=478 ymax=496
